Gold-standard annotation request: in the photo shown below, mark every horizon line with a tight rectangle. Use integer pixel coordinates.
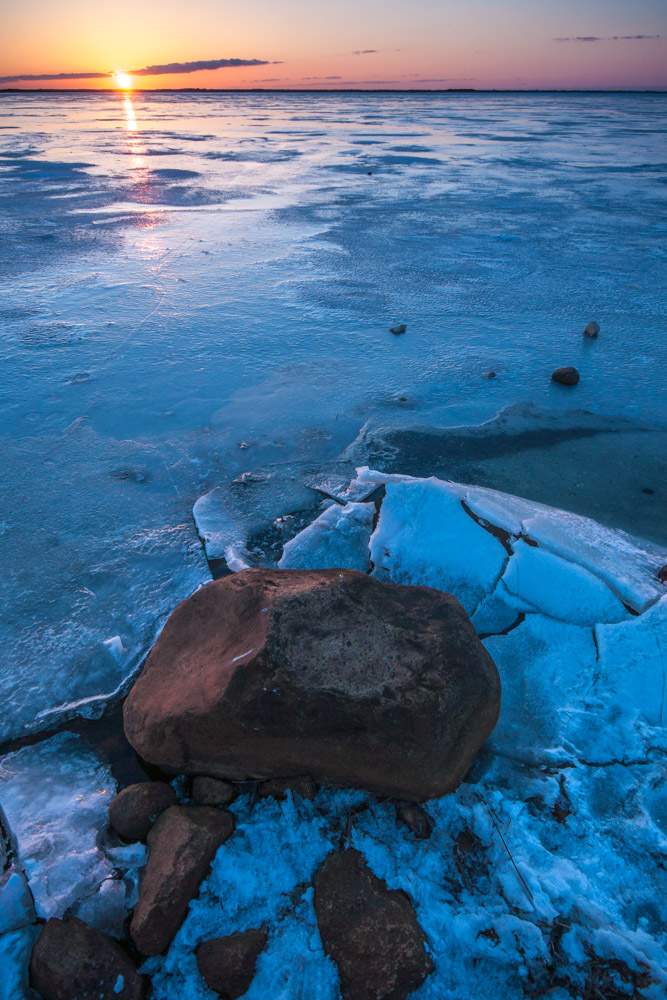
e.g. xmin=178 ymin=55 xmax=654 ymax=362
xmin=1 ymin=86 xmax=666 ymax=94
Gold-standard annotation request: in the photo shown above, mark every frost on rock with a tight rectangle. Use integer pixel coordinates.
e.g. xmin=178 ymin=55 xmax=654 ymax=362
xmin=369 ymin=478 xmax=508 ymax=615
xmin=279 ymin=502 xmax=375 ymax=572
xmin=0 ymin=731 xmax=137 ymax=931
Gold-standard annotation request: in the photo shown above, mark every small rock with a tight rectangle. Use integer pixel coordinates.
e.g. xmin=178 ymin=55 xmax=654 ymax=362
xmin=130 ymin=805 xmax=235 ymax=955
xmin=389 ymin=323 xmax=407 ymax=335
xmin=314 ymin=848 xmax=434 ymax=1000
xmin=551 ymin=366 xmax=580 ymax=386
xmin=584 ymin=321 xmax=600 ymax=338
xmin=483 ymin=370 xmax=497 ymax=379
xmin=196 ymin=928 xmax=268 ymax=999
xmin=397 ymin=803 xmax=433 ymax=840
xmin=257 ymin=775 xmax=317 ymax=801
xmin=109 ymin=782 xmax=178 ymax=842
xmin=30 ymin=916 xmax=145 ymax=1000
xmin=658 ymin=565 xmax=667 ymax=584
xmin=642 ymin=487 xmax=655 ymax=495
xmin=193 ymin=776 xmax=237 ymax=807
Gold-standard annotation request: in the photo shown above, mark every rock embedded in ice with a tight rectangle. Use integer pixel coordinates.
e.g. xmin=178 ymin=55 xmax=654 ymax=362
xmin=370 ymin=478 xmax=508 ymax=615
xmin=131 ymin=806 xmax=236 ymax=956
xmin=257 ymin=775 xmax=318 ymax=802
xmin=500 ymin=538 xmax=629 ymax=626
xmin=196 ymin=928 xmax=268 ymax=999
xmin=389 ymin=323 xmax=407 ymax=335
xmin=109 ymin=782 xmax=178 ymax=842
xmin=314 ymin=848 xmax=434 ymax=1000
xmin=551 ymin=366 xmax=580 ymax=385
xmin=584 ymin=321 xmax=600 ymax=337
xmin=279 ymin=501 xmax=374 ymax=572
xmin=30 ymin=916 xmax=146 ymax=1000
xmin=396 ymin=803 xmax=433 ymax=840
xmin=0 ymin=732 xmax=116 ymax=921
xmin=192 ymin=776 xmax=237 ymax=808
xmin=123 ymin=568 xmax=500 ymax=801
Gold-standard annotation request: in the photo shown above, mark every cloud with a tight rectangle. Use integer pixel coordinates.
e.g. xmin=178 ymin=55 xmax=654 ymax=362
xmin=0 ymin=71 xmax=108 ymax=84
xmin=351 ymin=50 xmax=378 ymax=55
xmin=131 ymin=58 xmax=276 ymax=76
xmin=301 ymin=76 xmax=342 ymax=81
xmin=0 ymin=57 xmax=278 ymax=85
xmin=555 ymin=34 xmax=660 ymax=42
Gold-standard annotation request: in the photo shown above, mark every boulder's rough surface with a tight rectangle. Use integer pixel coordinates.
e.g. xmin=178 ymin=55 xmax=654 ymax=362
xmin=192 ymin=776 xmax=237 ymax=807
xmin=257 ymin=775 xmax=317 ymax=801
xmin=552 ymin=366 xmax=580 ymax=385
xmin=30 ymin=916 xmax=145 ymax=1000
xmin=130 ymin=806 xmax=235 ymax=956
xmin=109 ymin=781 xmax=177 ymax=841
xmin=124 ymin=569 xmax=500 ymax=801
xmin=196 ymin=928 xmax=268 ymax=998
xmin=314 ymin=849 xmax=434 ymax=1000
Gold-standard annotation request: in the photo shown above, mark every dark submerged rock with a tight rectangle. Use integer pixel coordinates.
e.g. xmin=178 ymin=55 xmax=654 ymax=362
xmin=123 ymin=568 xmax=500 ymax=802
xmin=196 ymin=928 xmax=268 ymax=998
xmin=658 ymin=565 xmax=667 ymax=584
xmin=314 ymin=848 xmax=434 ymax=1000
xmin=552 ymin=366 xmax=580 ymax=386
xmin=192 ymin=776 xmax=237 ymax=807
xmin=30 ymin=916 xmax=145 ymax=1000
xmin=584 ymin=321 xmax=600 ymax=338
xmin=130 ymin=805 xmax=235 ymax=956
xmin=109 ymin=781 xmax=177 ymax=841
xmin=389 ymin=323 xmax=407 ymax=335
xmin=397 ymin=803 xmax=434 ymax=840
xmin=257 ymin=775 xmax=317 ymax=801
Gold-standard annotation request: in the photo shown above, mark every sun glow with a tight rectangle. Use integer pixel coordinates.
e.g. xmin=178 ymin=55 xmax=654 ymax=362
xmin=114 ymin=72 xmax=133 ymax=90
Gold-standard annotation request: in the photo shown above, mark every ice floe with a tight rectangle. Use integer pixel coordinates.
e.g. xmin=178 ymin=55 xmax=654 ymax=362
xmin=0 ymin=732 xmax=143 ymax=934
xmin=279 ymin=501 xmax=375 ymax=572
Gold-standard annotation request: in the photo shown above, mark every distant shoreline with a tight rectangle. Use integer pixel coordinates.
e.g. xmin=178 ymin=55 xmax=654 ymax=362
xmin=0 ymin=87 xmax=666 ymax=94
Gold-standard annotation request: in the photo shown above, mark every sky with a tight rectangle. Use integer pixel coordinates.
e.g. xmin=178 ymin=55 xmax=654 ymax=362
xmin=1 ymin=0 xmax=666 ymax=90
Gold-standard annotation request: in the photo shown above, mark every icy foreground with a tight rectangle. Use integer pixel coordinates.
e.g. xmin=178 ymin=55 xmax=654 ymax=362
xmin=141 ymin=470 xmax=667 ymax=998
xmin=2 ymin=471 xmax=666 ymax=998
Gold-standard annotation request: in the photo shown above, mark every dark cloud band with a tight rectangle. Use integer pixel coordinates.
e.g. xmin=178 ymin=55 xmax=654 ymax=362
xmin=555 ymin=34 xmax=660 ymax=42
xmin=0 ymin=57 xmax=276 ymax=85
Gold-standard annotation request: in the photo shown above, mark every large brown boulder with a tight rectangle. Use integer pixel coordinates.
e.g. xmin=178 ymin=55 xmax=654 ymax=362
xmin=314 ymin=848 xmax=434 ymax=1000
xmin=30 ymin=916 xmax=145 ymax=1000
xmin=196 ymin=928 xmax=268 ymax=998
xmin=130 ymin=805 xmax=235 ymax=956
xmin=124 ymin=568 xmax=500 ymax=801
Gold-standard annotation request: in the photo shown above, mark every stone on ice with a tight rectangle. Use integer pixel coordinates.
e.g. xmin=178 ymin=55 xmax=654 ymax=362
xmin=370 ymin=478 xmax=508 ymax=614
xmin=279 ymin=502 xmax=374 ymax=572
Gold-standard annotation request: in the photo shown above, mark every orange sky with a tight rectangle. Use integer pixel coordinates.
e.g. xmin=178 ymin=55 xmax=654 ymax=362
xmin=1 ymin=0 xmax=666 ymax=90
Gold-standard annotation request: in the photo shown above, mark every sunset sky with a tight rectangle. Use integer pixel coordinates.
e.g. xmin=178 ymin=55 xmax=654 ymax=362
xmin=1 ymin=0 xmax=666 ymax=90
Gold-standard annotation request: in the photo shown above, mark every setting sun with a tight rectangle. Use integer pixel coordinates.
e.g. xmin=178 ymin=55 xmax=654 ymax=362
xmin=113 ymin=71 xmax=132 ymax=90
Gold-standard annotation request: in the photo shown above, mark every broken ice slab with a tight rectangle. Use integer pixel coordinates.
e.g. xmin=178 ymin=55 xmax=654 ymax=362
xmin=0 ymin=925 xmax=39 ymax=1000
xmin=369 ymin=477 xmax=508 ymax=615
xmin=279 ymin=502 xmax=375 ymax=572
xmin=193 ymin=487 xmax=251 ymax=567
xmin=0 ymin=732 xmax=116 ymax=921
xmin=595 ymin=596 xmax=667 ymax=732
xmin=500 ymin=538 xmax=629 ymax=627
xmin=0 ymin=869 xmax=34 ymax=936
xmin=464 ymin=486 xmax=666 ymax=613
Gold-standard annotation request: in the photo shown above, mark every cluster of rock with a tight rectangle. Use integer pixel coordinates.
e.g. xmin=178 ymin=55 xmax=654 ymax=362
xmin=28 ymin=567 xmax=501 ymax=1000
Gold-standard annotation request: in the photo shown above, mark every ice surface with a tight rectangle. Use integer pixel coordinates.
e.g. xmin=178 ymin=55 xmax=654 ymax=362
xmin=500 ymin=538 xmax=629 ymax=626
xmin=193 ymin=487 xmax=250 ymax=566
xmin=595 ymin=596 xmax=667 ymax=733
xmin=0 ymin=870 xmax=34 ymax=936
xmin=370 ymin=479 xmax=508 ymax=614
xmin=0 ymin=732 xmax=117 ymax=921
xmin=279 ymin=502 xmax=375 ymax=572
xmin=0 ymin=925 xmax=39 ymax=1000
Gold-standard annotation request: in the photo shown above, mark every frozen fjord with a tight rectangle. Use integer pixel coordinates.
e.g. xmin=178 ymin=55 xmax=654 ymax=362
xmin=1 ymin=91 xmax=666 ymax=741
